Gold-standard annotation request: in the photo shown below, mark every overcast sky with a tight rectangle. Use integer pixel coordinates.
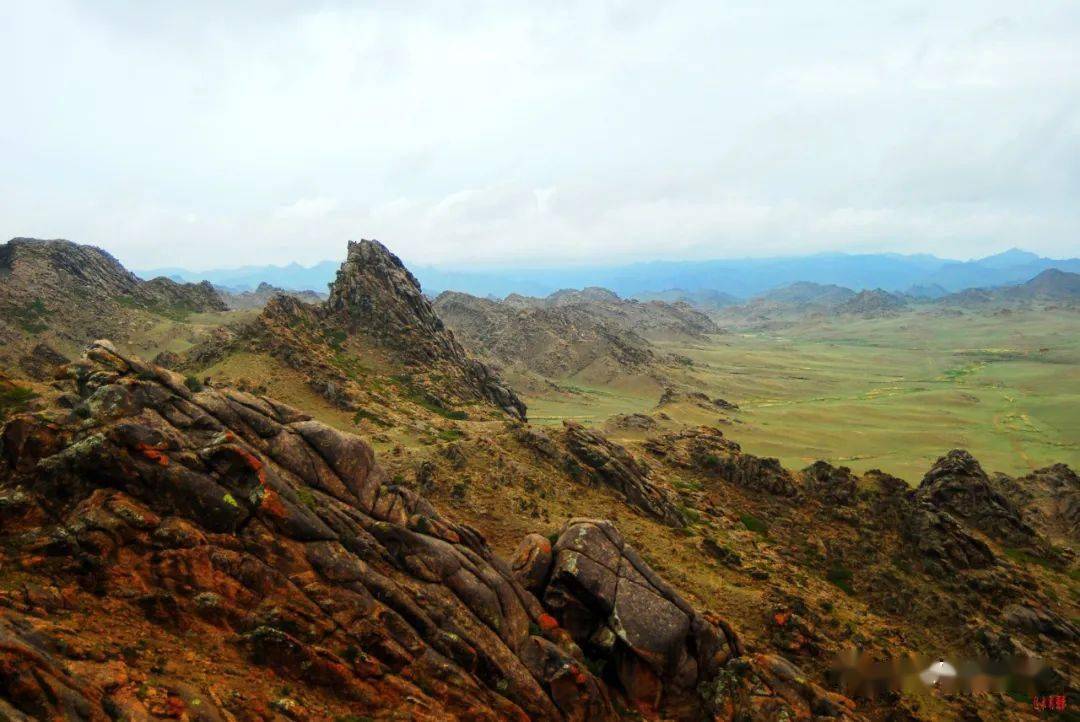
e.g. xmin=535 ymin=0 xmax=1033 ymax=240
xmin=2 ymin=1 xmax=1078 ymax=269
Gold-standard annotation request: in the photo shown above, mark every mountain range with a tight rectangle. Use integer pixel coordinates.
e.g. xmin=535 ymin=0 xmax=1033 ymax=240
xmin=1 ymin=236 xmax=1078 ymax=721
xmin=140 ymin=247 xmax=1080 ymax=299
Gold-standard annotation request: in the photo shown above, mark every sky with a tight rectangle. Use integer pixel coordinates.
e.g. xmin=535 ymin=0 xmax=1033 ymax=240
xmin=2 ymin=1 xmax=1079 ymax=270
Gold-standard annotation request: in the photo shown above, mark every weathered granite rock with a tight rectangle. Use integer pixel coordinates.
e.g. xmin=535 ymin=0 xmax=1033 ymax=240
xmin=562 ymin=421 xmax=686 ymax=526
xmin=802 ymin=461 xmax=859 ymax=506
xmin=538 ymin=519 xmax=859 ymax=720
xmin=0 ymin=341 xmax=604 ymax=721
xmin=512 ymin=533 xmax=554 ymax=593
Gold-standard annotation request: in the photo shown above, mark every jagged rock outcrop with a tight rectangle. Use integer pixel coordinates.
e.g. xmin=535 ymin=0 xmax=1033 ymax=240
xmin=900 ymin=500 xmax=998 ymax=575
xmin=994 ymin=464 xmax=1080 ymax=548
xmin=916 ymin=450 xmax=1041 ymax=549
xmin=316 ymin=240 xmax=526 ymax=419
xmin=561 ymin=421 xmax=686 ymax=527
xmin=327 ymin=240 xmax=465 ymax=364
xmin=190 ymin=240 xmax=528 ymax=421
xmin=802 ymin=461 xmax=859 ymax=506
xmin=0 ymin=342 xmax=860 ymax=721
xmin=643 ymin=426 xmax=799 ymax=497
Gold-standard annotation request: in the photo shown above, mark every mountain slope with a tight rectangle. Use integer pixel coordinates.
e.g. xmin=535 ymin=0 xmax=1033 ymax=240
xmin=942 ymin=268 xmax=1080 ymax=307
xmin=0 ymin=237 xmax=227 ymax=375
xmin=502 ymin=287 xmax=720 ymax=341
xmin=433 ymin=291 xmax=656 ymax=379
xmin=0 ymin=341 xmax=859 ymax=721
xmin=183 ymin=240 xmax=527 ymax=424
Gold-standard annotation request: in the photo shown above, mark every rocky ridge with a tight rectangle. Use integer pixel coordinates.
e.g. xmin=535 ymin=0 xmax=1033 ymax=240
xmin=0 ymin=238 xmax=226 ymax=372
xmin=217 ymin=282 xmax=326 ymax=310
xmin=183 ymin=240 xmax=527 ymax=423
xmin=433 ymin=291 xmax=656 ymax=378
xmin=0 ymin=341 xmax=857 ymax=721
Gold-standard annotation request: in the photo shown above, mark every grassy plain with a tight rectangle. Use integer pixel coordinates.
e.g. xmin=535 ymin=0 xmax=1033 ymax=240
xmin=524 ymin=308 xmax=1080 ymax=481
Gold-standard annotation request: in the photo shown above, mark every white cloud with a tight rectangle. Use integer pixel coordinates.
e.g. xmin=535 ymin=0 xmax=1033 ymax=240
xmin=0 ymin=1 xmax=1078 ymax=268
xmin=274 ymin=197 xmax=339 ymax=220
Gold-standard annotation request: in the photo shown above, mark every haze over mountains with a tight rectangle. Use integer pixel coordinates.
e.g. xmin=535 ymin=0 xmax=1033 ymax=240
xmin=142 ymin=247 xmax=1080 ymax=299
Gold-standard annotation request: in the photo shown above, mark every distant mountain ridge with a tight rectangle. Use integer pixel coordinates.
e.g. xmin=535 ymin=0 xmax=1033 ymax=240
xmin=138 ymin=247 xmax=1080 ymax=299
xmin=0 ymin=237 xmax=226 ymax=372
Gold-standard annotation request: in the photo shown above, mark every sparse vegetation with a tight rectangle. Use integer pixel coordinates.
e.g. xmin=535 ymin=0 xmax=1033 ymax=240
xmin=9 ymin=298 xmax=51 ymax=333
xmin=0 ymin=383 xmax=37 ymax=421
xmin=826 ymin=564 xmax=854 ymax=594
xmin=740 ymin=513 xmax=768 ymax=535
xmin=352 ymin=407 xmax=388 ymax=427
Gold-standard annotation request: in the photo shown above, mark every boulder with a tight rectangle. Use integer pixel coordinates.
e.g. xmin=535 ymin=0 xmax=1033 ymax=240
xmin=538 ymin=519 xmax=859 ymax=719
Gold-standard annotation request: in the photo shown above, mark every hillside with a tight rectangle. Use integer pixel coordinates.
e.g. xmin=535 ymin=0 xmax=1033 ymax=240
xmin=499 ymin=287 xmax=720 ymax=341
xmin=833 ymin=289 xmax=908 ymax=317
xmin=433 ymin=291 xmax=656 ymax=379
xmin=217 ymin=282 xmax=326 ymax=310
xmin=179 ymin=240 xmax=527 ymax=431
xmin=0 ymin=239 xmax=1076 ymax=721
xmin=2 ymin=340 xmax=1075 ymax=721
xmin=0 ymin=237 xmax=228 ymax=375
xmin=754 ymin=281 xmax=857 ymax=307
xmin=943 ymin=268 xmax=1080 ymax=308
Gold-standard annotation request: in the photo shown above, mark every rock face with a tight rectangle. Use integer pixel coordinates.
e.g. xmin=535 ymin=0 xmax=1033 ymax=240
xmin=994 ymin=463 xmax=1080 ymax=548
xmin=327 ymin=240 xmax=465 ymax=364
xmin=801 ymin=461 xmax=859 ymax=506
xmin=317 ymin=240 xmax=525 ymax=419
xmin=916 ymin=449 xmax=1040 ymax=548
xmin=0 ymin=342 xmax=856 ymax=721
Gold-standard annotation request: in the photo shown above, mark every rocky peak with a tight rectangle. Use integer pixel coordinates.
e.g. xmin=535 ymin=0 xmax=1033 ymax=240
xmin=326 ymin=239 xmax=455 ymax=362
xmin=834 ymin=288 xmax=907 ymax=316
xmin=261 ymin=239 xmax=526 ymax=420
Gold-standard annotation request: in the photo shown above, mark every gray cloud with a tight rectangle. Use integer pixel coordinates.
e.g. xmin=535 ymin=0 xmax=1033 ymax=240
xmin=1 ymin=1 xmax=1078 ymax=269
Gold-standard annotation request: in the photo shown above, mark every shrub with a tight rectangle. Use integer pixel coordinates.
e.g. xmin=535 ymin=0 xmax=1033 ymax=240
xmin=0 ymin=384 xmax=37 ymax=421
xmin=739 ymin=513 xmax=768 ymax=535
xmin=184 ymin=375 xmax=204 ymax=392
xmin=826 ymin=564 xmax=854 ymax=594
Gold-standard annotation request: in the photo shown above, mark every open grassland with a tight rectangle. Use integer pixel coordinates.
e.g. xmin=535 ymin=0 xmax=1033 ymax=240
xmin=524 ymin=309 xmax=1080 ymax=481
